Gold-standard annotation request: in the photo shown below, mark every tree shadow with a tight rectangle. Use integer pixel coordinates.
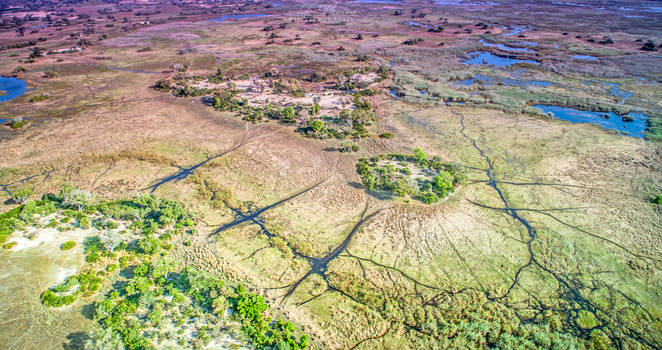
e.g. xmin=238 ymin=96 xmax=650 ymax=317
xmin=63 ymin=332 xmax=88 ymax=350
xmin=81 ymin=303 xmax=96 ymax=320
xmin=200 ymin=96 xmax=214 ymax=106
xmin=347 ymin=181 xmax=396 ymax=201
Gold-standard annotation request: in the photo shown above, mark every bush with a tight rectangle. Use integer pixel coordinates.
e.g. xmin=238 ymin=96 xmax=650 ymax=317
xmin=29 ymin=94 xmax=50 ymax=102
xmin=655 ymin=195 xmax=662 ymax=205
xmin=641 ymin=40 xmax=657 ymax=51
xmin=9 ymin=120 xmax=26 ymax=129
xmin=2 ymin=241 xmax=17 ymax=249
xmin=61 ymin=240 xmax=76 ymax=250
xmin=378 ymin=132 xmax=395 ymax=139
xmin=13 ymin=189 xmax=33 ymax=204
xmin=403 ymin=38 xmax=423 ymax=45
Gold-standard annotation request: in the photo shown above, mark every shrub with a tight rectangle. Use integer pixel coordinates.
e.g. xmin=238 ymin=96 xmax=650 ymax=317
xmin=29 ymin=94 xmax=50 ymax=102
xmin=654 ymin=195 xmax=662 ymax=205
xmin=43 ymin=71 xmax=58 ymax=78
xmin=9 ymin=120 xmax=26 ymax=129
xmin=378 ymin=132 xmax=395 ymax=139
xmin=61 ymin=240 xmax=76 ymax=250
xmin=2 ymin=241 xmax=17 ymax=249
xmin=403 ymin=38 xmax=423 ymax=45
xmin=13 ymin=189 xmax=33 ymax=204
xmin=641 ymin=40 xmax=657 ymax=51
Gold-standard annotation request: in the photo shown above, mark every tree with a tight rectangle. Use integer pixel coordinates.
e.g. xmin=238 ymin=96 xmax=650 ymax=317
xmin=152 ymin=257 xmax=177 ymax=280
xmin=13 ymin=188 xmax=33 ymax=204
xmin=283 ymin=106 xmax=296 ymax=123
xmin=99 ymin=230 xmax=121 ymax=251
xmin=310 ymin=103 xmax=320 ymax=115
xmin=433 ymin=171 xmax=454 ymax=197
xmin=641 ymin=40 xmax=657 ymax=51
xmin=310 ymin=119 xmax=324 ymax=133
xmin=413 ymin=147 xmax=427 ymax=163
xmin=28 ymin=46 xmax=43 ymax=58
xmin=85 ymin=328 xmax=125 ymax=350
xmin=61 ymin=186 xmax=93 ymax=212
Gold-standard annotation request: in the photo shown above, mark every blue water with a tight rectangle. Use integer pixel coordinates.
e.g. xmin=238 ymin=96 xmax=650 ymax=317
xmin=207 ymin=14 xmax=268 ymax=22
xmin=433 ymin=0 xmax=464 ymax=4
xmin=0 ymin=76 xmax=28 ymax=103
xmin=351 ymin=0 xmax=402 ymax=3
xmin=533 ymin=104 xmax=648 ymax=138
xmin=463 ymin=51 xmax=538 ymax=66
xmin=600 ymin=82 xmax=633 ymax=104
xmin=480 ymin=39 xmax=534 ymax=53
xmin=502 ymin=26 xmax=526 ymax=36
xmin=572 ymin=55 xmax=598 ymax=60
xmin=518 ymin=41 xmax=537 ymax=47
xmin=389 ymin=90 xmax=401 ymax=99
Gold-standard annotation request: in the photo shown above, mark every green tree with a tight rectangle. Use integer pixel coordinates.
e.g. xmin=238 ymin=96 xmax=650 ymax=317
xmin=60 ymin=186 xmax=93 ymax=212
xmin=283 ymin=106 xmax=296 ymax=123
xmin=310 ymin=119 xmax=324 ymax=133
xmin=152 ymin=257 xmax=177 ymax=280
xmin=13 ymin=188 xmax=33 ymax=204
xmin=641 ymin=40 xmax=657 ymax=51
xmin=413 ymin=147 xmax=427 ymax=163
xmin=85 ymin=327 xmax=125 ymax=350
xmin=433 ymin=171 xmax=454 ymax=197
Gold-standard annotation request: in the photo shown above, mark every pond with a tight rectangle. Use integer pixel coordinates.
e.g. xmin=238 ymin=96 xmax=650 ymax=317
xmin=533 ymin=104 xmax=648 ymax=139
xmin=479 ymin=39 xmax=534 ymax=53
xmin=207 ymin=14 xmax=269 ymax=22
xmin=572 ymin=55 xmax=598 ymax=60
xmin=350 ymin=0 xmax=402 ymax=3
xmin=502 ymin=26 xmax=526 ymax=36
xmin=0 ymin=76 xmax=28 ymax=103
xmin=463 ymin=51 xmax=538 ymax=66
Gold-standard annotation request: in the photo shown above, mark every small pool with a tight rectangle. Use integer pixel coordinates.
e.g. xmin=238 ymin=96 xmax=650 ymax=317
xmin=572 ymin=55 xmax=598 ymax=60
xmin=389 ymin=90 xmax=402 ymax=99
xmin=479 ymin=39 xmax=534 ymax=53
xmin=207 ymin=14 xmax=269 ymax=22
xmin=502 ymin=26 xmax=526 ymax=36
xmin=350 ymin=0 xmax=402 ymax=3
xmin=463 ymin=51 xmax=538 ymax=66
xmin=0 ymin=76 xmax=28 ymax=103
xmin=533 ymin=104 xmax=648 ymax=139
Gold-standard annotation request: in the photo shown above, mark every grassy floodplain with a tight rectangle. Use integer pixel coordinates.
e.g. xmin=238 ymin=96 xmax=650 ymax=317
xmin=0 ymin=0 xmax=661 ymax=349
